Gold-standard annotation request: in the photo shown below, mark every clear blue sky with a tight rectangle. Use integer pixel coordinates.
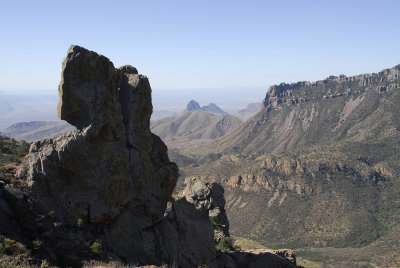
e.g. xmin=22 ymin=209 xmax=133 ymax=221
xmin=1 ymin=0 xmax=399 ymax=96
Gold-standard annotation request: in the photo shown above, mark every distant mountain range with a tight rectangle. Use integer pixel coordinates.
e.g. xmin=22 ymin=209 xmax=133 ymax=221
xmin=186 ymin=100 xmax=228 ymax=115
xmin=183 ymin=65 xmax=400 ymax=158
xmin=150 ymin=100 xmax=244 ymax=165
xmin=0 ymin=92 xmax=60 ymax=130
xmin=151 ymin=110 xmax=242 ymax=153
xmin=1 ymin=121 xmax=75 ymax=142
xmin=1 ymin=100 xmax=244 ymax=144
xmin=235 ymin=102 xmax=261 ymax=121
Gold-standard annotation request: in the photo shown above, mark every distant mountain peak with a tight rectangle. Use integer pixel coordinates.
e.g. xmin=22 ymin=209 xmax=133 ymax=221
xmin=186 ymin=100 xmax=201 ymax=111
xmin=185 ymin=100 xmax=227 ymax=115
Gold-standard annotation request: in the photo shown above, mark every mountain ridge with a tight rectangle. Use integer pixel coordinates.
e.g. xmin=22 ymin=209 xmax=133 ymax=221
xmin=2 ymin=120 xmax=75 ymax=142
xmin=179 ymin=64 xmax=400 ymax=159
xmin=186 ymin=100 xmax=228 ymax=115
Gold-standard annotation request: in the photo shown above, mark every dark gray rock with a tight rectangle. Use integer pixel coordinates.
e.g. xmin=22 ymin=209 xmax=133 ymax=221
xmin=28 ymin=45 xmax=180 ymax=265
xmin=217 ymin=250 xmax=299 ymax=268
xmin=184 ymin=177 xmax=230 ymax=243
xmin=159 ymin=198 xmax=216 ymax=267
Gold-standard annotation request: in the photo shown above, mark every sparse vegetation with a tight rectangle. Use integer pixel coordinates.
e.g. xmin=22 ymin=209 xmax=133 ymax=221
xmin=47 ymin=211 xmax=55 ymax=217
xmin=0 ymin=136 xmax=30 ymax=166
xmin=89 ymin=241 xmax=102 ymax=256
xmin=0 ymin=239 xmax=29 ymax=256
xmin=216 ymin=237 xmax=240 ymax=252
xmin=77 ymin=218 xmax=84 ymax=227
xmin=271 ymin=245 xmax=279 ymax=251
xmin=232 ymin=237 xmax=265 ymax=250
xmin=209 ymin=216 xmax=219 ymax=225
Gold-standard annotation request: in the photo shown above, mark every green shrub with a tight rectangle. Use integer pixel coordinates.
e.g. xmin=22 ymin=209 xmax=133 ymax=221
xmin=209 ymin=216 xmax=219 ymax=225
xmin=77 ymin=218 xmax=84 ymax=227
xmin=0 ymin=238 xmax=28 ymax=255
xmin=216 ymin=237 xmax=240 ymax=252
xmin=47 ymin=211 xmax=55 ymax=217
xmin=90 ymin=241 xmax=102 ymax=255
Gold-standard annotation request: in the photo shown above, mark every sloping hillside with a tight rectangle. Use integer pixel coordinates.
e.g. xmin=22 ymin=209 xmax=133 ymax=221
xmin=0 ymin=135 xmax=30 ymax=167
xmin=151 ymin=110 xmax=242 ymax=146
xmin=235 ymin=102 xmax=261 ymax=121
xmin=2 ymin=121 xmax=75 ymax=142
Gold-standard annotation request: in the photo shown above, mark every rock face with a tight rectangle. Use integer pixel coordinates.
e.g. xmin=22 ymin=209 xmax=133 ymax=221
xmin=183 ymin=177 xmax=230 ymax=243
xmin=26 ymin=46 xmax=215 ymax=267
xmin=217 ymin=249 xmax=297 ymax=268
xmin=159 ymin=198 xmax=216 ymax=267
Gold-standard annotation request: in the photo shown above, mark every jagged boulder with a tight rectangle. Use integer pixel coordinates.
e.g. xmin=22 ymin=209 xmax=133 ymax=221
xmin=183 ymin=177 xmax=230 ymax=243
xmin=159 ymin=198 xmax=216 ymax=267
xmin=25 ymin=46 xmax=216 ymax=267
xmin=217 ymin=249 xmax=298 ymax=268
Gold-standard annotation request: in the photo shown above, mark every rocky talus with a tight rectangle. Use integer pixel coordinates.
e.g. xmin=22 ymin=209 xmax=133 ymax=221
xmin=0 ymin=46 xmax=300 ymax=268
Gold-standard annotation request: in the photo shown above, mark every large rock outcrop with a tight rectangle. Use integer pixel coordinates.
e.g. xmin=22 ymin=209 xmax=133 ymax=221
xmin=183 ymin=177 xmax=230 ymax=243
xmin=25 ymin=45 xmax=215 ymax=267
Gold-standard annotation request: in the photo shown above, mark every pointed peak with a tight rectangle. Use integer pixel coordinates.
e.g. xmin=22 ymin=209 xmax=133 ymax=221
xmin=186 ymin=100 xmax=201 ymax=111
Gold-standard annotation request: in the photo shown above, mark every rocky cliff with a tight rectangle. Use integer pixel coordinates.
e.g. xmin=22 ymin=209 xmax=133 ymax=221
xmin=262 ymin=66 xmax=399 ymax=111
xmin=27 ymin=45 xmax=179 ymax=265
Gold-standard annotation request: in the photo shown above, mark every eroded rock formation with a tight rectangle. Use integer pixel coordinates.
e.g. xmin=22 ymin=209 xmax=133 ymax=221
xmin=26 ymin=45 xmax=215 ymax=267
xmin=183 ymin=177 xmax=230 ymax=243
xmin=262 ymin=64 xmax=400 ymax=110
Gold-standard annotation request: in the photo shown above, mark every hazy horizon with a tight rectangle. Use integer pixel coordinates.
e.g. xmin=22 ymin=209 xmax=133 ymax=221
xmin=1 ymin=0 xmax=400 ymax=128
xmin=1 ymin=1 xmax=399 ymax=93
xmin=0 ymin=85 xmax=265 ymax=130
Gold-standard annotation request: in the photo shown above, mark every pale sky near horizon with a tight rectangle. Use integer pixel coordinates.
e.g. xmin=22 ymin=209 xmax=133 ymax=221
xmin=1 ymin=0 xmax=399 ymax=98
